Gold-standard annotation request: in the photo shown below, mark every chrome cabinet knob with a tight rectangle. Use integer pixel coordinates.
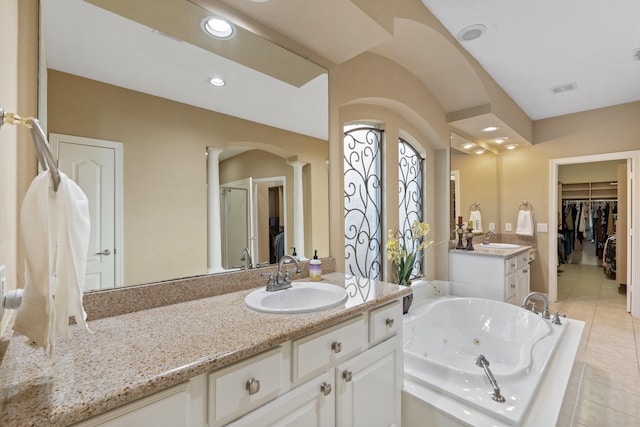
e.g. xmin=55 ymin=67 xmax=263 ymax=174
xmin=385 ymin=318 xmax=394 ymax=327
xmin=320 ymin=382 xmax=332 ymax=396
xmin=331 ymin=341 xmax=342 ymax=353
xmin=246 ymin=378 xmax=260 ymax=395
xmin=342 ymin=370 xmax=353 ymax=382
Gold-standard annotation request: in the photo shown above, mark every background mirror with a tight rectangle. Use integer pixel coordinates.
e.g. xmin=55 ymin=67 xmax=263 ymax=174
xmin=450 ymin=132 xmax=500 ymax=236
xmin=41 ymin=0 xmax=329 ymax=290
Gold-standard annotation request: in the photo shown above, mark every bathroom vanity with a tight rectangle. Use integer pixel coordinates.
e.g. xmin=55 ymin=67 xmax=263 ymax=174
xmin=0 ymin=272 xmax=407 ymax=427
xmin=449 ymin=245 xmax=535 ymax=305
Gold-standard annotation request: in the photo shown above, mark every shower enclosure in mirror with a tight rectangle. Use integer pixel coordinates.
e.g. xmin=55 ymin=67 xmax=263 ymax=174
xmin=40 ymin=0 xmax=329 ymax=289
xmin=220 ymin=176 xmax=287 ymax=270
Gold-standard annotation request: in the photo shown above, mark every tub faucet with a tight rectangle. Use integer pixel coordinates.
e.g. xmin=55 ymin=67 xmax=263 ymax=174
xmin=240 ymin=247 xmax=253 ymax=269
xmin=521 ymin=292 xmax=550 ymax=319
xmin=475 ymin=354 xmax=506 ymax=403
xmin=482 ymin=230 xmax=497 ymax=245
xmin=266 ymin=255 xmax=302 ymax=291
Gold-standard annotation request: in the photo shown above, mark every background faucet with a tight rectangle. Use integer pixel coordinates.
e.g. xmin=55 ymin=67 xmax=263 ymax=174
xmin=521 ymin=292 xmax=550 ymax=319
xmin=482 ymin=230 xmax=497 ymax=245
xmin=240 ymin=247 xmax=252 ymax=269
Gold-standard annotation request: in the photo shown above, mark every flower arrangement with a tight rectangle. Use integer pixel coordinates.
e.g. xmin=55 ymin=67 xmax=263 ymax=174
xmin=386 ymin=221 xmax=433 ymax=286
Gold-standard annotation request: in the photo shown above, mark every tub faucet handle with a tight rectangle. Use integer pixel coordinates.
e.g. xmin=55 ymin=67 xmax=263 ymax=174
xmin=551 ymin=312 xmax=566 ymax=325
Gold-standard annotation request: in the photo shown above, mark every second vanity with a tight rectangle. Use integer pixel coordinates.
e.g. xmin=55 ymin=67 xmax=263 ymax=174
xmin=449 ymin=244 xmax=536 ymax=305
xmin=0 ymin=272 xmax=408 ymax=427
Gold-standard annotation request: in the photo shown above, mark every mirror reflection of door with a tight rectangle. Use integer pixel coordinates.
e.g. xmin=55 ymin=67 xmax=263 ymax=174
xmin=50 ymin=133 xmax=123 ymax=290
xmin=220 ymin=183 xmax=250 ymax=270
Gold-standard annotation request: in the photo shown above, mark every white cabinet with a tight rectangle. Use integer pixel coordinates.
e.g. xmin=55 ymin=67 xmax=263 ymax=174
xmin=227 ymin=372 xmax=334 ymax=427
xmin=74 ymin=301 xmax=402 ymax=427
xmin=335 ymin=336 xmax=402 ymax=427
xmin=72 ymin=374 xmax=207 ymax=427
xmin=209 ymin=346 xmax=287 ymax=426
xmin=449 ymin=250 xmax=533 ymax=305
xmin=238 ymin=300 xmax=402 ymax=427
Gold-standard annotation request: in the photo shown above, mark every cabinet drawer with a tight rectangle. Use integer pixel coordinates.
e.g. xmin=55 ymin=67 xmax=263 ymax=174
xmin=517 ymin=252 xmax=532 ymax=268
xmin=292 ymin=316 xmax=367 ymax=382
xmin=369 ymin=301 xmax=402 ymax=344
xmin=209 ymin=347 xmax=284 ymax=425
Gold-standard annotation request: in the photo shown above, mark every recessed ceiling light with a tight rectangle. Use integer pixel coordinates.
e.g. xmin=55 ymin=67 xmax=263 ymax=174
xmin=201 ymin=16 xmax=235 ymax=39
xmin=462 ymin=143 xmax=475 ymax=149
xmin=208 ymin=77 xmax=225 ymax=87
xmin=481 ymin=126 xmax=499 ymax=132
xmin=457 ymin=24 xmax=486 ymax=42
xmin=474 ymin=149 xmax=485 ymax=155
xmin=505 ymin=144 xmax=518 ymax=150
xmin=492 ymin=137 xmax=508 ymax=144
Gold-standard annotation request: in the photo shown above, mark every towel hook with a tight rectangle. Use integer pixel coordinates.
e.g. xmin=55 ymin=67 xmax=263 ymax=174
xmin=0 ymin=106 xmax=61 ymax=191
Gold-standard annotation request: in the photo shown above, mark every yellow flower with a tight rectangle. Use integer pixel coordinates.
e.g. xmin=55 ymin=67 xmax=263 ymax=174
xmin=386 ymin=220 xmax=433 ymax=285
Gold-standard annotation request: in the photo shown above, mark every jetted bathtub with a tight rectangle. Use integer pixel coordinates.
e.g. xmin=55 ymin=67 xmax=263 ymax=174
xmin=403 ymin=296 xmax=568 ymax=426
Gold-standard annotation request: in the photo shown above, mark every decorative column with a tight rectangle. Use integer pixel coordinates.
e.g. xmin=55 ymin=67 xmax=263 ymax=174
xmin=287 ymin=159 xmax=308 ymax=260
xmin=207 ymin=147 xmax=224 ymax=272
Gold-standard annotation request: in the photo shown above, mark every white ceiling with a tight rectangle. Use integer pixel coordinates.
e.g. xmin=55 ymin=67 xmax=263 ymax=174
xmin=421 ymin=0 xmax=640 ymax=120
xmin=43 ymin=0 xmax=640 ymax=145
xmin=42 ymin=0 xmax=329 ymax=140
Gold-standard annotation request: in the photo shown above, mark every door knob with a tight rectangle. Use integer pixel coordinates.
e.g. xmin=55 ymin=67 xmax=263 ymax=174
xmin=94 ymin=249 xmax=111 ymax=256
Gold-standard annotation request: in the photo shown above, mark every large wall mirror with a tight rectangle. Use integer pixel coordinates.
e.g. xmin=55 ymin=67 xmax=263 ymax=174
xmin=449 ymin=132 xmax=500 ymax=235
xmin=40 ymin=0 xmax=329 ymax=290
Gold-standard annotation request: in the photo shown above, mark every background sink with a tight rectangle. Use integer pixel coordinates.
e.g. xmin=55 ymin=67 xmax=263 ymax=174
xmin=479 ymin=243 xmax=520 ymax=249
xmin=245 ymin=282 xmax=348 ymax=314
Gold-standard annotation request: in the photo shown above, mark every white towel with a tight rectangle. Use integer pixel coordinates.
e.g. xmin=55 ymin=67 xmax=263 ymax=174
xmin=516 ymin=209 xmax=534 ymax=236
xmin=13 ymin=171 xmax=92 ymax=355
xmin=469 ymin=210 xmax=483 ymax=233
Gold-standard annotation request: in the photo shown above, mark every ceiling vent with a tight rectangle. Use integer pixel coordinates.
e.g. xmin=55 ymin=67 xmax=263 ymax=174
xmin=550 ymin=82 xmax=577 ymax=94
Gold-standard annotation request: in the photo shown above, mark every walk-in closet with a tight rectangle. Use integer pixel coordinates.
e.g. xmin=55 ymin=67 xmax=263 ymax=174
xmin=557 ymin=161 xmax=628 ymax=295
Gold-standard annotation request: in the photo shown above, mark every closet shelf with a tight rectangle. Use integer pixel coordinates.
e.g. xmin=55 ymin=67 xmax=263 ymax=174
xmin=560 ymin=181 xmax=617 ymax=201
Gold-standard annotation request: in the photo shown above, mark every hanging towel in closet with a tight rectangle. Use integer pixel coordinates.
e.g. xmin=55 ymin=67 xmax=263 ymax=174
xmin=13 ymin=171 xmax=92 ymax=355
xmin=516 ymin=209 xmax=534 ymax=236
xmin=469 ymin=210 xmax=483 ymax=233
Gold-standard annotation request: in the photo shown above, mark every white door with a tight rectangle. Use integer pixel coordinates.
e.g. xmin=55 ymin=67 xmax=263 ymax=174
xmin=51 ymin=134 xmax=122 ymax=291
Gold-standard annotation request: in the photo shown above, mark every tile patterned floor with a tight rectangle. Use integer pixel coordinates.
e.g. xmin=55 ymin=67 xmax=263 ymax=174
xmin=552 ymin=263 xmax=640 ymax=427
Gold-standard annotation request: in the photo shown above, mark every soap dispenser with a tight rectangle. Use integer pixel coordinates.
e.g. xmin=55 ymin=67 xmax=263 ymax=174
xmin=309 ymin=250 xmax=322 ymax=281
xmin=291 ymin=247 xmax=298 ymax=261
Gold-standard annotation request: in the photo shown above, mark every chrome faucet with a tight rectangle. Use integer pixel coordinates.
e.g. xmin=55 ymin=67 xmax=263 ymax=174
xmin=265 ymin=255 xmax=302 ymax=291
xmin=240 ymin=247 xmax=253 ymax=269
xmin=521 ymin=292 xmax=550 ymax=319
xmin=482 ymin=230 xmax=497 ymax=245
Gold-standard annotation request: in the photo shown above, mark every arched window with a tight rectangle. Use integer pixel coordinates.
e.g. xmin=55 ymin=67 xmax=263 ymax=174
xmin=398 ymin=137 xmax=424 ymax=278
xmin=344 ymin=124 xmax=383 ymax=279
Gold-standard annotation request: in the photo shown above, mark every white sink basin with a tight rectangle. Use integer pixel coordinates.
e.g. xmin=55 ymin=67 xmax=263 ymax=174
xmin=479 ymin=243 xmax=520 ymax=249
xmin=244 ymin=282 xmax=348 ymax=314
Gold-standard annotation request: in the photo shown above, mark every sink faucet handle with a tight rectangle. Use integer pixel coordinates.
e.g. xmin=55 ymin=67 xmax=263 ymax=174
xmin=261 ymin=272 xmax=275 ymax=286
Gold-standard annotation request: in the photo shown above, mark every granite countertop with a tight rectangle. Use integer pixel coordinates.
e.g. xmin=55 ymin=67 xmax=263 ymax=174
xmin=450 ymin=245 xmax=534 ymax=258
xmin=0 ymin=273 xmax=409 ymax=427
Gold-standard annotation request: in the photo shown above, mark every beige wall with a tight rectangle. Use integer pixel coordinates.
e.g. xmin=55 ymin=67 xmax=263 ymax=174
xmin=0 ymin=0 xmax=38 ymax=333
xmin=500 ymin=101 xmax=640 ymax=294
xmin=559 ymin=160 xmax=622 ymax=184
xmin=47 ymin=70 xmax=328 ymax=286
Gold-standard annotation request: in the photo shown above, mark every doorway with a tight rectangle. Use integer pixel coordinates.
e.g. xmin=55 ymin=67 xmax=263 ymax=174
xmin=549 ymin=151 xmax=639 ymax=317
xmin=50 ymin=133 xmax=123 ymax=290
